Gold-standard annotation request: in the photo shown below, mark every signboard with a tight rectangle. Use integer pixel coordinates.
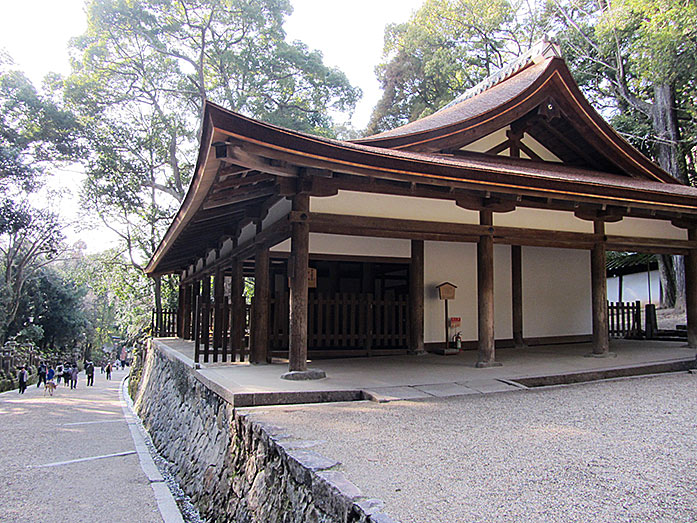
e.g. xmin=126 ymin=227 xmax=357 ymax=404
xmin=450 ymin=317 xmax=461 ymax=328
xmin=437 ymin=282 xmax=457 ymax=300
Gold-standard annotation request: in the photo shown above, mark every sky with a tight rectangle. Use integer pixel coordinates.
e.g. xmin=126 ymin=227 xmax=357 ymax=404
xmin=0 ymin=0 xmax=424 ymax=251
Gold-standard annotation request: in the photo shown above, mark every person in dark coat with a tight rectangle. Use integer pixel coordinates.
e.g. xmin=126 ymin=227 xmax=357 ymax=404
xmin=17 ymin=366 xmax=28 ymax=394
xmin=37 ymin=362 xmax=47 ymax=388
xmin=85 ymin=361 xmax=95 ymax=386
xmin=105 ymin=362 xmax=112 ymax=380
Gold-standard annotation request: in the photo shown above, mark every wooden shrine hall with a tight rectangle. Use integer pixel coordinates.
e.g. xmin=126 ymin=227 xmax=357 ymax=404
xmin=145 ymin=40 xmax=697 ymax=379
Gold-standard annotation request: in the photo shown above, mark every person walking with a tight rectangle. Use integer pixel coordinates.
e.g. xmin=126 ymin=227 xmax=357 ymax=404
xmin=70 ymin=364 xmax=78 ymax=389
xmin=63 ymin=362 xmax=71 ymax=386
xmin=37 ymin=362 xmax=47 ymax=388
xmin=105 ymin=362 xmax=112 ymax=381
xmin=17 ymin=366 xmax=28 ymax=394
xmin=47 ymin=365 xmax=55 ymax=384
xmin=85 ymin=361 xmax=94 ymax=387
xmin=55 ymin=363 xmax=63 ymax=387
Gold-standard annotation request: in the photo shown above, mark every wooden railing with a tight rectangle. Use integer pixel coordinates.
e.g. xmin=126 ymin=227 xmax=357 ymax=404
xmin=151 ymin=309 xmax=178 ymax=337
xmin=270 ymin=292 xmax=409 ymax=357
xmin=608 ymin=300 xmax=642 ymax=338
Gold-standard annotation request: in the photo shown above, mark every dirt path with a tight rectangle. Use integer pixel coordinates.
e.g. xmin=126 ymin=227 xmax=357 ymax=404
xmin=0 ymin=369 xmax=164 ymax=523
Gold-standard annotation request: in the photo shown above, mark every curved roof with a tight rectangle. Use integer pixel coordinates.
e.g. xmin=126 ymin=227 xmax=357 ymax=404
xmin=354 ymin=56 xmax=676 ymax=184
xmin=145 ymin=101 xmax=697 ymax=276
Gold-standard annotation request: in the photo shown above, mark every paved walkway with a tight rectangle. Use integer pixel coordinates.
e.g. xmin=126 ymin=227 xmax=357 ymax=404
xmin=0 ymin=369 xmax=177 ymax=523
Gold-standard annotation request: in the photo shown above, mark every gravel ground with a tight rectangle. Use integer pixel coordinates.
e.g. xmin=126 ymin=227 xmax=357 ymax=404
xmin=253 ymin=373 xmax=697 ymax=523
xmin=0 ymin=369 xmax=163 ymax=523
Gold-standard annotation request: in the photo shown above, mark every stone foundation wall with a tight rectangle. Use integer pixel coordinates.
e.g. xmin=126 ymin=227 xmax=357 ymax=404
xmin=131 ymin=340 xmax=393 ymax=523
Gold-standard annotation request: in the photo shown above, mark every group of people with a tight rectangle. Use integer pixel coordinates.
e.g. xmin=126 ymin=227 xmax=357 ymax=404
xmin=17 ymin=359 xmax=110 ymax=394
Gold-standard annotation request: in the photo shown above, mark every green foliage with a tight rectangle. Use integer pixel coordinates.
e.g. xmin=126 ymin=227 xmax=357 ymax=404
xmin=366 ymin=0 xmax=543 ymax=134
xmin=545 ymin=0 xmax=697 ymax=182
xmin=0 ymin=55 xmax=82 ymax=233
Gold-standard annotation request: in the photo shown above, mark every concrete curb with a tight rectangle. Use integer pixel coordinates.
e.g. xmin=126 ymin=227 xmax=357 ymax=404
xmin=120 ymin=377 xmax=185 ymax=523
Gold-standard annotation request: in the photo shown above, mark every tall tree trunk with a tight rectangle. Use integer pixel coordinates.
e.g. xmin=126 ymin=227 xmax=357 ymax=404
xmin=651 ymin=83 xmax=686 ymax=309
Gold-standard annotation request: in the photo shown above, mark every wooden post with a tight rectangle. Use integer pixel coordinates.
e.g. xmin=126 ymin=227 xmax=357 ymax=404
xmin=212 ymin=268 xmax=225 ymax=362
xmin=591 ymin=220 xmax=610 ymax=355
xmin=176 ymin=283 xmax=184 ymax=338
xmin=251 ymin=244 xmax=270 ymax=363
xmin=182 ymin=284 xmax=193 ymax=340
xmin=686 ymin=229 xmax=697 ymax=348
xmin=409 ymin=239 xmax=425 ymax=354
xmin=289 ymin=193 xmax=310 ymax=372
xmin=477 ymin=211 xmax=499 ymax=367
xmin=231 ymin=259 xmax=245 ymax=362
xmin=201 ymin=275 xmax=211 ymax=363
xmin=511 ymin=245 xmax=524 ymax=347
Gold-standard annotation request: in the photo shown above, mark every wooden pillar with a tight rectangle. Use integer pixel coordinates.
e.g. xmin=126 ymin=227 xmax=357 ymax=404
xmin=409 ymin=239 xmax=425 ymax=354
xmin=212 ymin=268 xmax=225 ymax=362
xmin=201 ymin=275 xmax=211 ymax=363
xmin=182 ymin=284 xmax=193 ymax=340
xmin=477 ymin=211 xmax=499 ymax=367
xmin=192 ymin=281 xmax=201 ymax=362
xmin=176 ymin=283 xmax=184 ymax=338
xmin=591 ymin=220 xmax=610 ymax=355
xmin=251 ymin=245 xmax=270 ymax=363
xmin=686 ymin=229 xmax=697 ymax=348
xmin=512 ymin=245 xmax=524 ymax=347
xmin=231 ymin=259 xmax=245 ymax=362
xmin=289 ymin=193 xmax=310 ymax=372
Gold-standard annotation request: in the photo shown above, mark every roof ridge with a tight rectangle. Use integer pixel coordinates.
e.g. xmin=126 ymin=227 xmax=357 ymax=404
xmin=438 ymin=38 xmax=562 ymax=113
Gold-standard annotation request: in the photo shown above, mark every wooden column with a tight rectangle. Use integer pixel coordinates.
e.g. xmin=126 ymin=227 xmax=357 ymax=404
xmin=192 ymin=281 xmax=201 ymax=362
xmin=409 ymin=239 xmax=425 ymax=354
xmin=212 ymin=268 xmax=225 ymax=362
xmin=289 ymin=193 xmax=310 ymax=372
xmin=512 ymin=245 xmax=524 ymax=347
xmin=183 ymin=284 xmax=193 ymax=340
xmin=231 ymin=258 xmax=245 ymax=362
xmin=201 ymin=275 xmax=211 ymax=363
xmin=591 ymin=220 xmax=610 ymax=355
xmin=176 ymin=283 xmax=185 ymax=338
xmin=686 ymin=229 xmax=697 ymax=348
xmin=251 ymin=245 xmax=270 ymax=363
xmin=477 ymin=211 xmax=499 ymax=367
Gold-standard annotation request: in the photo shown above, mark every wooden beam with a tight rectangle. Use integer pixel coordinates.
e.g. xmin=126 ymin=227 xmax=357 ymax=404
xmin=686 ymin=229 xmax=697 ymax=348
xmin=231 ymin=259 xmax=245 ymax=361
xmin=409 ymin=240 xmax=425 ymax=355
xmin=591 ymin=220 xmax=610 ymax=355
xmin=212 ymin=268 xmax=225 ymax=363
xmin=476 ymin=210 xmax=499 ymax=367
xmin=251 ymin=244 xmax=270 ymax=363
xmin=512 ymin=245 xmax=524 ymax=347
xmin=289 ymin=193 xmax=310 ymax=372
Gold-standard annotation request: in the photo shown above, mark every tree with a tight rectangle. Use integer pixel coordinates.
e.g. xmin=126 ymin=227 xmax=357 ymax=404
xmin=0 ymin=207 xmax=67 ymax=342
xmin=0 ymin=54 xmax=81 ymax=233
xmin=366 ymin=0 xmax=543 ymax=134
xmin=546 ymin=0 xmax=697 ymax=307
xmin=66 ymin=0 xmax=362 ymax=320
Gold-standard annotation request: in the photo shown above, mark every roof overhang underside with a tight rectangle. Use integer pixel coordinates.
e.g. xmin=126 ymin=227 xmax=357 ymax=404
xmin=145 ymin=102 xmax=697 ymax=277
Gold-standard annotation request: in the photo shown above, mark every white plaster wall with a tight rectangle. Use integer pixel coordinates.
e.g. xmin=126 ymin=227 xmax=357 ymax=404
xmin=270 ymin=234 xmax=411 ymax=258
xmin=310 ymin=191 xmax=480 ymax=224
xmin=461 ymin=126 xmax=562 ymax=162
xmin=238 ymin=222 xmax=256 ymax=246
xmin=605 ymin=217 xmax=686 ymax=240
xmin=522 ymin=247 xmax=592 ymax=337
xmin=607 ymin=270 xmax=659 ymax=305
xmin=262 ymin=198 xmax=291 ymax=231
xmin=424 ymin=242 xmax=477 ymax=343
xmin=494 ymin=207 xmax=593 ymax=233
xmin=423 ymin=242 xmax=512 ymax=343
